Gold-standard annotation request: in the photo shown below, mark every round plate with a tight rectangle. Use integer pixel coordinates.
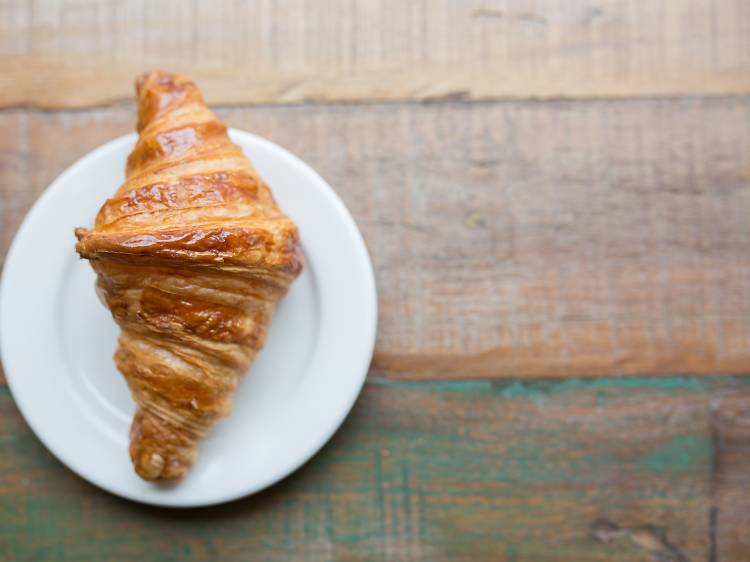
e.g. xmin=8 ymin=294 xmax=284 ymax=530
xmin=0 ymin=130 xmax=377 ymax=507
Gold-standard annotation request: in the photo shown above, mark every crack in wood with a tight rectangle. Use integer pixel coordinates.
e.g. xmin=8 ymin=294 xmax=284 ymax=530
xmin=591 ymin=519 xmax=689 ymax=562
xmin=709 ymin=507 xmax=718 ymax=562
xmin=709 ymin=408 xmax=720 ymax=562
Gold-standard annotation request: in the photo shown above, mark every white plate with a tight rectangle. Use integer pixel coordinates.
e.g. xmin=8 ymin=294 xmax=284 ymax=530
xmin=0 ymin=130 xmax=377 ymax=507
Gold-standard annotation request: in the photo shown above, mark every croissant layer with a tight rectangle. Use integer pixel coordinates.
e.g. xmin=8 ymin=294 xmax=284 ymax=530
xmin=75 ymin=71 xmax=302 ymax=481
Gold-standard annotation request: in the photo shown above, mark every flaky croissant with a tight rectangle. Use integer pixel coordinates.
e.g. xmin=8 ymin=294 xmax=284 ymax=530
xmin=75 ymin=71 xmax=303 ymax=481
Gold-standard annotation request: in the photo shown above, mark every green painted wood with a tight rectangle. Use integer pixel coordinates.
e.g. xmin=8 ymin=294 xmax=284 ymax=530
xmin=2 ymin=376 xmax=748 ymax=561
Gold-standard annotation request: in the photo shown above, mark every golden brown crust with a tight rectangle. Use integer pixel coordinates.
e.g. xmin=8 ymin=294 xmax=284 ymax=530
xmin=75 ymin=71 xmax=302 ymax=481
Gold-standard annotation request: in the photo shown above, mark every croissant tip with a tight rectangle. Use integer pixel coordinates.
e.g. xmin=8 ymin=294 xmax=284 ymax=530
xmin=135 ymin=451 xmax=165 ymax=481
xmin=135 ymin=70 xmax=192 ymax=94
xmin=131 ymin=445 xmax=193 ymax=482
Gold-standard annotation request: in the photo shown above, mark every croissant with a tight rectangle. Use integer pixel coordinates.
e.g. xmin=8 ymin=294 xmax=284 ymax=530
xmin=75 ymin=71 xmax=303 ymax=481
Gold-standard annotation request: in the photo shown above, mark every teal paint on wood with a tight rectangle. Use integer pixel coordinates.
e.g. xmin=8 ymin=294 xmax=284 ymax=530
xmin=1 ymin=377 xmax=748 ymax=560
xmin=638 ymin=435 xmax=712 ymax=473
xmin=370 ymin=375 xmax=750 ymax=398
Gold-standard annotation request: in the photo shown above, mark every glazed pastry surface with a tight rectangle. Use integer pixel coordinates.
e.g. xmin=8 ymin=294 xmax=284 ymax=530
xmin=75 ymin=71 xmax=303 ymax=480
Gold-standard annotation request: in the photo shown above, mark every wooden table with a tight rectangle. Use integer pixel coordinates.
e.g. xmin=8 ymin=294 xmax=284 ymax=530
xmin=2 ymin=2 xmax=750 ymax=560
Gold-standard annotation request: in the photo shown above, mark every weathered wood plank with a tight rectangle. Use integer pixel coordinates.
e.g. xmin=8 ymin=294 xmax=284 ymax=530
xmin=3 ymin=98 xmax=750 ymax=378
xmin=713 ymin=394 xmax=750 ymax=560
xmin=1 ymin=377 xmax=748 ymax=561
xmin=1 ymin=0 xmax=749 ymax=108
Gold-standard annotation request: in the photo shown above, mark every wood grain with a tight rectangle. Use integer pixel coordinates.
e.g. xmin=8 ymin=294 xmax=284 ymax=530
xmin=3 ymin=97 xmax=750 ymax=378
xmin=2 ymin=4 xmax=749 ymax=560
xmin=712 ymin=394 xmax=750 ymax=560
xmin=1 ymin=0 xmax=749 ymax=108
xmin=1 ymin=377 xmax=748 ymax=561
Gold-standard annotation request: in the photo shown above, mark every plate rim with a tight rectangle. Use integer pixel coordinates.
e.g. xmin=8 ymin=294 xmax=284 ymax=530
xmin=0 ymin=130 xmax=377 ymax=507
